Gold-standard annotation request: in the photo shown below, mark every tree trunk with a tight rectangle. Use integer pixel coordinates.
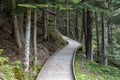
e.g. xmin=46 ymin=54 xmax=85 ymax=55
xmin=82 ymin=0 xmax=93 ymax=61
xmin=42 ymin=9 xmax=47 ymax=39
xmin=57 ymin=11 xmax=60 ymax=31
xmin=66 ymin=1 xmax=69 ymax=36
xmin=109 ymin=25 xmax=114 ymax=62
xmin=70 ymin=30 xmax=76 ymax=40
xmin=101 ymin=0 xmax=108 ymax=66
xmin=80 ymin=23 xmax=84 ymax=42
xmin=75 ymin=11 xmax=79 ymax=40
xmin=108 ymin=23 xmax=111 ymax=43
xmin=33 ymin=9 xmax=37 ymax=67
xmin=24 ymin=8 xmax=31 ymax=72
xmin=12 ymin=0 xmax=22 ymax=48
xmin=54 ymin=9 xmax=57 ymax=29
xmin=60 ymin=12 xmax=63 ymax=33
xmin=18 ymin=14 xmax=25 ymax=44
xmin=82 ymin=9 xmax=87 ymax=56
xmin=86 ymin=10 xmax=93 ymax=61
xmin=95 ymin=12 xmax=100 ymax=61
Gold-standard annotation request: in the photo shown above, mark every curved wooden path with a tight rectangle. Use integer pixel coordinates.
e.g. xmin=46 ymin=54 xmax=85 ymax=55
xmin=36 ymin=36 xmax=80 ymax=80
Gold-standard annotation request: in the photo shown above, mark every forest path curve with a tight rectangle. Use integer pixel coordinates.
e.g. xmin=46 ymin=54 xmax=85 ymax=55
xmin=36 ymin=36 xmax=80 ymax=80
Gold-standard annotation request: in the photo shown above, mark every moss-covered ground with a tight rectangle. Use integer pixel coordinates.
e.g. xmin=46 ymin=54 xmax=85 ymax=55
xmin=75 ymin=51 xmax=120 ymax=80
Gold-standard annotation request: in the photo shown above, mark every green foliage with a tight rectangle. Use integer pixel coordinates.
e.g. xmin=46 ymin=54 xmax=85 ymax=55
xmin=0 ymin=49 xmax=3 ymax=54
xmin=75 ymin=53 xmax=120 ymax=80
xmin=3 ymin=65 xmax=16 ymax=80
xmin=78 ymin=2 xmax=109 ymax=13
xmin=0 ymin=56 xmax=16 ymax=80
xmin=0 ymin=57 xmax=9 ymax=65
xmin=0 ymin=50 xmax=9 ymax=66
xmin=0 ymin=58 xmax=36 ymax=80
xmin=12 ymin=61 xmax=25 ymax=80
xmin=69 ymin=0 xmax=80 ymax=3
xmin=18 ymin=3 xmax=49 ymax=8
xmin=33 ymin=65 xmax=42 ymax=77
xmin=93 ymin=44 xmax=97 ymax=50
xmin=0 ymin=49 xmax=35 ymax=80
xmin=48 ymin=2 xmax=74 ymax=11
xmin=109 ymin=13 xmax=120 ymax=25
xmin=111 ymin=0 xmax=120 ymax=10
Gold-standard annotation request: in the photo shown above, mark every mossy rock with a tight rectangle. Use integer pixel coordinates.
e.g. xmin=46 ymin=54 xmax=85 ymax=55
xmin=47 ymin=29 xmax=65 ymax=45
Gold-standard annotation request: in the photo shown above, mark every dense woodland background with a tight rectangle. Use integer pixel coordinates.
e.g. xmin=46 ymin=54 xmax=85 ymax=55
xmin=0 ymin=0 xmax=120 ymax=80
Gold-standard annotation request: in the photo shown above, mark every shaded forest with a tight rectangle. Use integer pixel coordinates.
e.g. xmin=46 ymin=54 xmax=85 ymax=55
xmin=0 ymin=0 xmax=120 ymax=80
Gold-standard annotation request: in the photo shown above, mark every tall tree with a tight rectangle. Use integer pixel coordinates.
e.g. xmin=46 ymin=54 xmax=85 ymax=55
xmin=82 ymin=0 xmax=93 ymax=61
xmin=33 ymin=9 xmax=37 ymax=67
xmin=42 ymin=9 xmax=47 ymax=39
xmin=24 ymin=8 xmax=31 ymax=72
xmin=66 ymin=1 xmax=69 ymax=36
xmin=42 ymin=0 xmax=47 ymax=39
xmin=18 ymin=13 xmax=25 ymax=44
xmin=75 ymin=11 xmax=79 ymax=40
xmin=101 ymin=0 xmax=108 ymax=65
xmin=82 ymin=8 xmax=88 ymax=58
xmin=86 ymin=10 xmax=93 ymax=61
xmin=95 ymin=12 xmax=100 ymax=61
xmin=12 ymin=0 xmax=22 ymax=48
xmin=54 ymin=9 xmax=57 ymax=29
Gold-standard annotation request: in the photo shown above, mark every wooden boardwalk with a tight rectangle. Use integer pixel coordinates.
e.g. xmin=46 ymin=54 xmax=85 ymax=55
xmin=36 ymin=36 xmax=80 ymax=80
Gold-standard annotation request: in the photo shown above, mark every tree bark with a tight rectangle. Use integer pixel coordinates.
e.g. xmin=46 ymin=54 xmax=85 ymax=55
xmin=12 ymin=0 xmax=22 ymax=48
xmin=66 ymin=1 xmax=69 ymax=36
xmin=75 ymin=11 xmax=79 ymax=40
xmin=57 ymin=11 xmax=60 ymax=31
xmin=86 ymin=10 xmax=93 ymax=61
xmin=42 ymin=9 xmax=47 ymax=39
xmin=82 ymin=8 xmax=87 ymax=56
xmin=54 ymin=9 xmax=57 ymax=29
xmin=101 ymin=0 xmax=108 ymax=66
xmin=60 ymin=12 xmax=63 ymax=33
xmin=80 ymin=22 xmax=84 ymax=42
xmin=18 ymin=13 xmax=25 ymax=44
xmin=24 ymin=8 xmax=31 ymax=72
xmin=33 ymin=9 xmax=37 ymax=67
xmin=95 ymin=12 xmax=100 ymax=61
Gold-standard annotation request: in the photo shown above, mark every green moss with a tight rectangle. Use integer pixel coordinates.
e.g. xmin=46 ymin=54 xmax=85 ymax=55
xmin=47 ymin=29 xmax=66 ymax=45
xmin=75 ymin=53 xmax=120 ymax=80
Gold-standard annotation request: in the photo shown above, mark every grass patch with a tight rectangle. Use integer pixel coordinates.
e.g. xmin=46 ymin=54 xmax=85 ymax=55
xmin=74 ymin=51 xmax=120 ymax=80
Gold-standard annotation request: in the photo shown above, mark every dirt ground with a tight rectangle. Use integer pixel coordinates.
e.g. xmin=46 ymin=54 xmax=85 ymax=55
xmin=0 ymin=22 xmax=62 ymax=66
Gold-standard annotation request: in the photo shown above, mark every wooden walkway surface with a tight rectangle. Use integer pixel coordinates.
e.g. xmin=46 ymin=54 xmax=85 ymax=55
xmin=36 ymin=36 xmax=80 ymax=80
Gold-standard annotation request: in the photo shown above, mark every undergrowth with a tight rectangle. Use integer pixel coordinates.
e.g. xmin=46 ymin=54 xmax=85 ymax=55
xmin=75 ymin=51 xmax=120 ymax=80
xmin=0 ymin=49 xmax=41 ymax=80
xmin=0 ymin=29 xmax=65 ymax=80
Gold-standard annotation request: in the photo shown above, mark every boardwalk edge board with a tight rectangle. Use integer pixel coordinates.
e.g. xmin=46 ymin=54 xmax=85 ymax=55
xmin=72 ymin=45 xmax=81 ymax=80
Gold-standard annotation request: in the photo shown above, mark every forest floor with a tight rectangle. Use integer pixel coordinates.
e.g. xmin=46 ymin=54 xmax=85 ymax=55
xmin=0 ymin=22 xmax=63 ymax=65
xmin=74 ymin=50 xmax=120 ymax=80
